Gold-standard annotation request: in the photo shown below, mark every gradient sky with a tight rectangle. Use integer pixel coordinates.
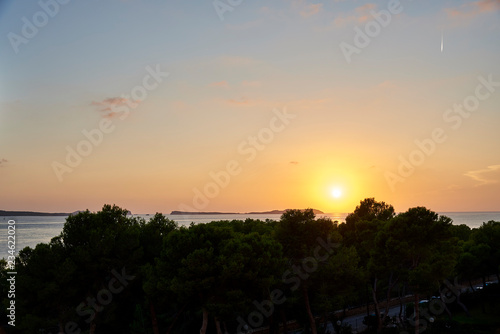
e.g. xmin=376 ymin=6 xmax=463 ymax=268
xmin=1 ymin=0 xmax=499 ymax=214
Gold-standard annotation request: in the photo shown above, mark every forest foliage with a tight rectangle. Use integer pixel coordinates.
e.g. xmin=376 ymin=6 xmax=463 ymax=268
xmin=1 ymin=199 xmax=499 ymax=334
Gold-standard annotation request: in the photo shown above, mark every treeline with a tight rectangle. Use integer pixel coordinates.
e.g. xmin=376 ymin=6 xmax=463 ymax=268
xmin=1 ymin=199 xmax=499 ymax=334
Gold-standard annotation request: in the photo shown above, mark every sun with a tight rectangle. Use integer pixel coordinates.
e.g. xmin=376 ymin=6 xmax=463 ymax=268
xmin=331 ymin=187 xmax=342 ymax=199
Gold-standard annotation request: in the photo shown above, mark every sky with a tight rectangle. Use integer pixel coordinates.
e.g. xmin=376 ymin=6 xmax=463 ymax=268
xmin=0 ymin=0 xmax=499 ymax=214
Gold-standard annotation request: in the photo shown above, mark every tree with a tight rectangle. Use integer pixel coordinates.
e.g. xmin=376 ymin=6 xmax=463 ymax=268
xmin=157 ymin=219 xmax=285 ymax=334
xmin=13 ymin=205 xmax=144 ymax=333
xmin=338 ymin=198 xmax=395 ymax=333
xmin=340 ymin=197 xmax=395 ymax=247
xmin=369 ymin=219 xmax=408 ymax=332
xmin=313 ymin=244 xmax=363 ymax=324
xmin=449 ymin=224 xmax=472 ymax=242
xmin=275 ymin=209 xmax=338 ymax=334
xmin=216 ymin=229 xmax=284 ymax=333
xmin=386 ymin=207 xmax=458 ymax=334
xmin=471 ymin=221 xmax=500 ymax=283
xmin=15 ymin=238 xmax=79 ymax=333
xmin=59 ymin=204 xmax=143 ymax=333
xmin=139 ymin=213 xmax=178 ymax=334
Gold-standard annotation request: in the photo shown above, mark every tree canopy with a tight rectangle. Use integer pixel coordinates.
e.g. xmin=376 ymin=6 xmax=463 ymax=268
xmin=2 ymin=201 xmax=498 ymax=334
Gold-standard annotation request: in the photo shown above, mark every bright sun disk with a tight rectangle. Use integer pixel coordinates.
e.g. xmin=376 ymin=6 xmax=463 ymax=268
xmin=331 ymin=188 xmax=342 ymax=199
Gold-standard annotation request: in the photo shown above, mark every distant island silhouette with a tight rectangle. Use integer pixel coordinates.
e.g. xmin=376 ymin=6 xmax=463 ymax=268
xmin=170 ymin=209 xmax=325 ymax=215
xmin=1 ymin=209 xmax=325 ymax=216
xmin=0 ymin=210 xmax=127 ymax=216
xmin=0 ymin=210 xmax=70 ymax=216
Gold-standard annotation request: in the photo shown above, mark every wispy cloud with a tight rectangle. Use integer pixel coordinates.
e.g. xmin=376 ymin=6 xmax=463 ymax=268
xmin=290 ymin=161 xmax=299 ymax=165
xmin=333 ymin=3 xmax=377 ymax=27
xmin=292 ymin=0 xmax=323 ymax=18
xmin=464 ymin=164 xmax=500 ymax=186
xmin=209 ymin=81 xmax=229 ymax=88
xmin=91 ymin=97 xmax=139 ymax=118
xmin=445 ymin=0 xmax=500 ymax=20
xmin=0 ymin=158 xmax=7 ymax=167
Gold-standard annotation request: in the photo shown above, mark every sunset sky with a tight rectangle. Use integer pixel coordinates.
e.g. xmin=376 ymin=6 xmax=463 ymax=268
xmin=1 ymin=0 xmax=499 ymax=214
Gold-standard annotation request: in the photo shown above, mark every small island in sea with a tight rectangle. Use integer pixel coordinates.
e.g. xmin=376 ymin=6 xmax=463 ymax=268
xmin=0 ymin=210 xmax=70 ymax=216
xmin=0 ymin=210 xmax=131 ymax=216
xmin=170 ymin=209 xmax=325 ymax=215
xmin=2 ymin=209 xmax=325 ymax=216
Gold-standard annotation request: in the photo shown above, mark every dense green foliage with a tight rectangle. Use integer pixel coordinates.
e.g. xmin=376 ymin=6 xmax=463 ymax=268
xmin=1 ymin=201 xmax=499 ymax=334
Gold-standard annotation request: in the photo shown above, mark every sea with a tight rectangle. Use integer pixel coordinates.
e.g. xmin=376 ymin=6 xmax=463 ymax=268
xmin=2 ymin=212 xmax=500 ymax=260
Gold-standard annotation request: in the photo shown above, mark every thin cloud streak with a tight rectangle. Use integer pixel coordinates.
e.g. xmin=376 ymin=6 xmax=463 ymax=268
xmin=332 ymin=3 xmax=378 ymax=27
xmin=445 ymin=0 xmax=500 ymax=19
xmin=91 ymin=97 xmax=140 ymax=118
xmin=464 ymin=165 xmax=500 ymax=186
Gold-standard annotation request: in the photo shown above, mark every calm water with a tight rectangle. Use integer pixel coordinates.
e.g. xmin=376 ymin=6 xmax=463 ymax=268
xmin=1 ymin=212 xmax=499 ymax=259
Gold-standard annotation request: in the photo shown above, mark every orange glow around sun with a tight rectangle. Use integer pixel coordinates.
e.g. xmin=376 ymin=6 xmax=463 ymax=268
xmin=304 ymin=167 xmax=361 ymax=213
